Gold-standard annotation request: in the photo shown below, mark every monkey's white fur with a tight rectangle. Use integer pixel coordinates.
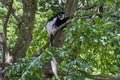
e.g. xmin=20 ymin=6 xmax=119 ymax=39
xmin=46 ymin=17 xmax=57 ymax=35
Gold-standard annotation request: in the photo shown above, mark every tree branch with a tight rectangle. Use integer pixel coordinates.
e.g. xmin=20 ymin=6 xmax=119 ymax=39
xmin=110 ymin=14 xmax=120 ymax=19
xmin=2 ymin=0 xmax=13 ymax=63
xmin=11 ymin=8 xmax=21 ymax=22
xmin=0 ymin=63 xmax=11 ymax=68
xmin=33 ymin=40 xmax=50 ymax=57
xmin=78 ymin=4 xmax=97 ymax=10
xmin=2 ymin=0 xmax=13 ymax=38
xmin=41 ymin=68 xmax=117 ymax=80
xmin=11 ymin=0 xmax=38 ymax=60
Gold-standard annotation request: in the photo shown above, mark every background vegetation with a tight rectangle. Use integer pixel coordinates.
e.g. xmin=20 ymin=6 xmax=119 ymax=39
xmin=0 ymin=0 xmax=120 ymax=80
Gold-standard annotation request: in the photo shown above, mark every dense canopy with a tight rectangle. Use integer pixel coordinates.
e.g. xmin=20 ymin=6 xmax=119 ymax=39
xmin=0 ymin=0 xmax=120 ymax=80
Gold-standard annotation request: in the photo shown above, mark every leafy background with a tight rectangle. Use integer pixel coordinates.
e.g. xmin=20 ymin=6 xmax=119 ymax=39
xmin=0 ymin=0 xmax=120 ymax=80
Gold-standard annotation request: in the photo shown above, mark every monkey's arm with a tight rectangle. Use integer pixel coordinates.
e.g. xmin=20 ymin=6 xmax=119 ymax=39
xmin=64 ymin=17 xmax=69 ymax=22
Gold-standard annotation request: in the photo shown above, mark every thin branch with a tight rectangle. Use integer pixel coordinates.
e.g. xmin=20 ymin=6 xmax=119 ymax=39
xmin=78 ymin=4 xmax=97 ymax=10
xmin=32 ymin=40 xmax=50 ymax=57
xmin=66 ymin=39 xmax=76 ymax=49
xmin=41 ymin=69 xmax=67 ymax=76
xmin=0 ymin=33 xmax=3 ymax=45
xmin=11 ymin=8 xmax=21 ymax=22
xmin=110 ymin=14 xmax=120 ymax=19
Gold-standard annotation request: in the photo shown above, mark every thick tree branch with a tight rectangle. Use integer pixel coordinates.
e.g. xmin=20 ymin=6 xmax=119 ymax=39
xmin=11 ymin=0 xmax=38 ymax=61
xmin=0 ymin=63 xmax=11 ymax=68
xmin=3 ymin=0 xmax=13 ymax=38
xmin=2 ymin=0 xmax=13 ymax=63
xmin=41 ymin=68 xmax=117 ymax=80
xmin=54 ymin=18 xmax=77 ymax=35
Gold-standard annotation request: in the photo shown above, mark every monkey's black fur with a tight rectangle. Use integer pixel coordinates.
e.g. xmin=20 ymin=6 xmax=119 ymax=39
xmin=46 ymin=12 xmax=69 ymax=46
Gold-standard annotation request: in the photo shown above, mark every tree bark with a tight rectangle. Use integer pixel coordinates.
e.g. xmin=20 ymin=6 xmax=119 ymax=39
xmin=53 ymin=0 xmax=78 ymax=47
xmin=65 ymin=0 xmax=78 ymax=17
xmin=0 ymin=0 xmax=13 ymax=64
xmin=11 ymin=0 xmax=37 ymax=61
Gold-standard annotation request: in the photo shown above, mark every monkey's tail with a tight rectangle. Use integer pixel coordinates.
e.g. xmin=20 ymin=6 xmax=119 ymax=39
xmin=50 ymin=34 xmax=59 ymax=79
xmin=50 ymin=34 xmax=53 ymax=46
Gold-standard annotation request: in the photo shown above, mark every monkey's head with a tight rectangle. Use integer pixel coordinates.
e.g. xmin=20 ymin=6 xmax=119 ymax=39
xmin=57 ymin=12 xmax=65 ymax=20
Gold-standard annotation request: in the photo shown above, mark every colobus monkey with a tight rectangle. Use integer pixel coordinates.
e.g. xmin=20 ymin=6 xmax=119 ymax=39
xmin=46 ymin=12 xmax=69 ymax=46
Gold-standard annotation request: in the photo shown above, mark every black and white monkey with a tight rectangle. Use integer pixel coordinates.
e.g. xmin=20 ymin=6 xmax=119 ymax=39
xmin=46 ymin=12 xmax=69 ymax=78
xmin=46 ymin=12 xmax=69 ymax=46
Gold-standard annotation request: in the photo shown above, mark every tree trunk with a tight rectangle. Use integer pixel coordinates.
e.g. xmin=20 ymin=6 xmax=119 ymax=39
xmin=65 ymin=0 xmax=78 ymax=17
xmin=53 ymin=0 xmax=78 ymax=47
xmin=11 ymin=0 xmax=37 ymax=61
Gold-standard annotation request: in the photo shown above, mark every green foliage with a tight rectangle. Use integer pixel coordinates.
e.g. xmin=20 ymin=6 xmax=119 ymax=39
xmin=6 ymin=52 xmax=52 ymax=80
xmin=0 ymin=0 xmax=120 ymax=80
xmin=0 ymin=3 xmax=6 ymax=33
xmin=66 ymin=17 xmax=119 ymax=75
xmin=38 ymin=0 xmax=64 ymax=14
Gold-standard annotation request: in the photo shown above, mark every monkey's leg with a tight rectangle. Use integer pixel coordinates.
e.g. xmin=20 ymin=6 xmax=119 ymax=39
xmin=50 ymin=34 xmax=53 ymax=46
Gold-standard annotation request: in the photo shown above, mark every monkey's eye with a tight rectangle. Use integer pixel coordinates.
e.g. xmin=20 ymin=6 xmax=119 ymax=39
xmin=58 ymin=14 xmax=62 ymax=17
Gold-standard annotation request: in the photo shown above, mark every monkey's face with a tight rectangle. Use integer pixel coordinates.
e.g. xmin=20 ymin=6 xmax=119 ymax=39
xmin=58 ymin=13 xmax=65 ymax=20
